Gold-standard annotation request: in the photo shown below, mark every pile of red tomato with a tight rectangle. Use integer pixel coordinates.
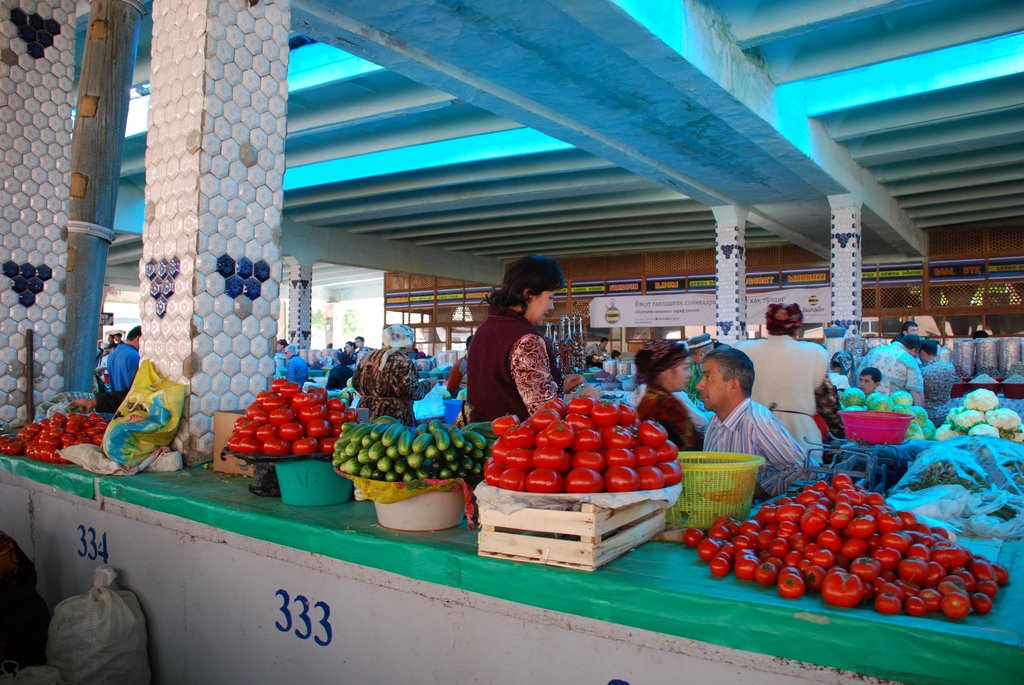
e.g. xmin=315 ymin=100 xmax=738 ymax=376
xmin=483 ymin=397 xmax=683 ymax=494
xmin=226 ymin=379 xmax=359 ymax=456
xmin=683 ymin=474 xmax=1009 ymax=619
xmin=12 ymin=412 xmax=109 ymax=463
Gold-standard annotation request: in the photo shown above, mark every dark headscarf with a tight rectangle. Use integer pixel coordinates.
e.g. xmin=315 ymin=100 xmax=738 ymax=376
xmin=830 ymin=350 xmax=854 ymax=375
xmin=766 ymin=303 xmax=803 ymax=336
xmin=635 ymin=340 xmax=690 ymax=385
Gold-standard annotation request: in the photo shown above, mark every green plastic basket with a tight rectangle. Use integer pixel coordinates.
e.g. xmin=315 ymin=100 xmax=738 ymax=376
xmin=666 ymin=452 xmax=765 ymax=529
xmin=275 ymin=459 xmax=353 ymax=506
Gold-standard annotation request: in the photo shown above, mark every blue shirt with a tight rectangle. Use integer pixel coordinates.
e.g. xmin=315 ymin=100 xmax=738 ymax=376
xmin=286 ymin=355 xmax=310 ymax=386
xmin=106 ymin=343 xmax=140 ymax=392
xmin=703 ymin=398 xmax=806 ymax=497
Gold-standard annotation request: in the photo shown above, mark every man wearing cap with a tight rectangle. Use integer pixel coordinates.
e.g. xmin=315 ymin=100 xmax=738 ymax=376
xmin=683 ymin=333 xmax=714 ymax=405
xmin=284 ymin=345 xmax=309 ymax=386
xmin=737 ymin=303 xmax=830 ymax=454
xmin=273 ymin=339 xmax=288 ymax=378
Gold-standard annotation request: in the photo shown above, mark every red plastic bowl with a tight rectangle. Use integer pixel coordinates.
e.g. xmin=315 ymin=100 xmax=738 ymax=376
xmin=1003 ymin=383 xmax=1024 ymax=400
xmin=840 ymin=410 xmax=914 ymax=445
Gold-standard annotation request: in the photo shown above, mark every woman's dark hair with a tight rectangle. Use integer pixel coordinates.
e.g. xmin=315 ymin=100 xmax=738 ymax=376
xmin=485 ymin=255 xmax=565 ymax=309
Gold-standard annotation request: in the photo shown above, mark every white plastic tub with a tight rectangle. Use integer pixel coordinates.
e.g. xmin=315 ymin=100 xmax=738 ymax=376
xmin=373 ymin=490 xmax=465 ymax=531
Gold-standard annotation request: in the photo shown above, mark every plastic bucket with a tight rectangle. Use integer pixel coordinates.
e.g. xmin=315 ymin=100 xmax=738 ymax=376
xmin=667 ymin=452 xmax=765 ymax=529
xmin=443 ymin=399 xmax=463 ymax=424
xmin=840 ymin=410 xmax=913 ymax=445
xmin=374 ymin=490 xmax=465 ymax=531
xmin=275 ymin=459 xmax=353 ymax=506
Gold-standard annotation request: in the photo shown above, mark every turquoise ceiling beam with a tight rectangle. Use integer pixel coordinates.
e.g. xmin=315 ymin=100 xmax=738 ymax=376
xmin=282 ymin=128 xmax=575 ymax=192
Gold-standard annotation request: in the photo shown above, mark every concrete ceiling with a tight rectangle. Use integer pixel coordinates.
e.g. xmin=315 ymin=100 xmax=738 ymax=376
xmin=98 ymin=0 xmax=1024 ymax=291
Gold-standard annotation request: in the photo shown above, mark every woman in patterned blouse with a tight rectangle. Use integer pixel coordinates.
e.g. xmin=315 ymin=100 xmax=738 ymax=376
xmin=635 ymin=340 xmax=700 ymax=450
xmin=352 ymin=324 xmax=429 ymax=425
xmin=467 ymin=256 xmax=585 ymax=422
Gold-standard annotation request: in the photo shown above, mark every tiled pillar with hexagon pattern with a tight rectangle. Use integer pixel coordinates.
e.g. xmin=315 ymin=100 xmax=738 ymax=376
xmin=142 ymin=0 xmax=290 ymax=463
xmin=0 ymin=0 xmax=75 ymax=426
xmin=287 ymin=260 xmax=312 ymax=350
xmin=828 ymin=194 xmax=863 ymax=335
xmin=712 ymin=206 xmax=748 ymax=345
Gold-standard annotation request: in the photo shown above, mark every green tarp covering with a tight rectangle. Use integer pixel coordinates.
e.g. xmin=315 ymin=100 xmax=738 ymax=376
xmin=0 ymin=455 xmax=97 ymax=499
xmin=4 ymin=459 xmax=1023 ymax=684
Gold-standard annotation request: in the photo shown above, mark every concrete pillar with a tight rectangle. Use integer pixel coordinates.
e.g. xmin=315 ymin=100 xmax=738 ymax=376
xmin=325 ymin=299 xmax=337 ymax=348
xmin=0 ymin=0 xmax=76 ymax=426
xmin=828 ymin=194 xmax=863 ymax=335
xmin=712 ymin=205 xmax=748 ymax=345
xmin=62 ymin=0 xmax=144 ymax=392
xmin=287 ymin=261 xmax=313 ymax=350
xmin=142 ymin=0 xmax=290 ymax=463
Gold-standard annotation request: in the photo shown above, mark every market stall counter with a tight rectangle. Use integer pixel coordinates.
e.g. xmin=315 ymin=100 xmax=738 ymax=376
xmin=1 ymin=458 xmax=1021 ymax=685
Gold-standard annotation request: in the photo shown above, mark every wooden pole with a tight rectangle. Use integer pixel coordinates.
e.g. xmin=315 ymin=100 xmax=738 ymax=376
xmin=63 ymin=0 xmax=145 ymax=392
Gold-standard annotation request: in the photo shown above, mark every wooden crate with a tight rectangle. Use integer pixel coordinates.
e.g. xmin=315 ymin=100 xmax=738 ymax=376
xmin=478 ymin=499 xmax=667 ymax=572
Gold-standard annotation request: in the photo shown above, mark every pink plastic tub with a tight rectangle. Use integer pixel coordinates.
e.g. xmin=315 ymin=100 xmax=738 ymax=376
xmin=840 ymin=411 xmax=914 ymax=445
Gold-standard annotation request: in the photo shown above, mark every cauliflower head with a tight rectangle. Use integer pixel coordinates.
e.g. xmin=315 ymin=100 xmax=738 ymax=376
xmin=963 ymin=388 xmax=999 ymax=412
xmin=967 ymin=423 xmax=1000 ymax=437
xmin=935 ymin=424 xmax=962 ymax=441
xmin=985 ymin=408 xmax=1021 ymax=431
xmin=953 ymin=409 xmax=986 ymax=429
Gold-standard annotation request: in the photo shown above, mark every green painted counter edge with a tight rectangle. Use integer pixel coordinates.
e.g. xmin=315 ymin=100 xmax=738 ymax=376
xmin=0 ymin=454 xmax=97 ymax=499
xmin=8 ymin=460 xmax=1022 ymax=685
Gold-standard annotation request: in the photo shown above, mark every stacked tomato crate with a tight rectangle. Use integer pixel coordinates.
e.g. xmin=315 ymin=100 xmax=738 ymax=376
xmin=477 ymin=398 xmax=683 ymax=571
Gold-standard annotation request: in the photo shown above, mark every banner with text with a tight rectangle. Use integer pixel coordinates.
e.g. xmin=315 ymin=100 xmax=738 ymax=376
xmin=590 ymin=285 xmax=832 ymax=328
xmin=589 ymin=293 xmax=716 ymax=327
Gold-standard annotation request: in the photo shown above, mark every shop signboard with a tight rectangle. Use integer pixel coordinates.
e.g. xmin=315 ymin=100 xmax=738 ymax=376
xmin=875 ymin=262 xmax=923 ymax=285
xmin=408 ymin=290 xmax=435 ymax=308
xmin=746 ymin=271 xmax=780 ymax=291
xmin=435 ymin=288 xmax=465 ymax=304
xmin=781 ymin=268 xmax=829 ymax=288
xmin=685 ymin=274 xmax=716 ymax=291
xmin=928 ymin=259 xmax=986 ymax=282
xmin=570 ymin=280 xmax=606 ymax=296
xmin=645 ymin=276 xmax=687 ymax=293
xmin=605 ymin=278 xmax=642 ymax=295
xmin=464 ymin=286 xmax=491 ymax=304
xmin=986 ymin=256 xmax=1024 ymax=280
xmin=385 ymin=292 xmax=410 ymax=307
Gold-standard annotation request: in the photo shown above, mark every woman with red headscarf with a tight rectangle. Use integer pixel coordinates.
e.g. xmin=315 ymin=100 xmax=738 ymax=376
xmin=737 ymin=304 xmax=830 ymax=456
xmin=634 ymin=340 xmax=700 ymax=451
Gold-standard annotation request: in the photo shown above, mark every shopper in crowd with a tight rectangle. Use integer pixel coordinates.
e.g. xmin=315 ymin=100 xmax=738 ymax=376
xmin=698 ymin=348 xmax=807 ymax=498
xmin=920 ymin=339 xmax=958 ymax=424
xmin=467 ymin=255 xmax=585 ymax=422
xmin=106 ymin=326 xmax=141 ymax=392
xmin=353 ymin=335 xmax=375 ymax=366
xmin=446 ymin=334 xmax=473 ymax=396
xmin=284 ymin=345 xmax=309 ymax=386
xmin=858 ymin=334 xmax=924 ymax=404
xmin=326 ymin=351 xmax=355 ymax=391
xmin=273 ymin=339 xmax=288 ymax=377
xmin=901 ymin=320 xmax=919 ymax=336
xmin=352 ymin=324 xmax=428 ymax=424
xmin=683 ymin=333 xmax=714 ymax=405
xmin=971 ymin=329 xmax=989 ymax=339
xmin=737 ymin=304 xmax=835 ymax=452
xmin=858 ymin=367 xmax=882 ymax=395
xmin=634 ymin=340 xmax=700 ymax=450
xmin=585 ymin=337 xmax=609 ymax=369
xmin=610 ymin=350 xmax=621 ymax=360
xmin=828 ymin=351 xmax=853 ymax=391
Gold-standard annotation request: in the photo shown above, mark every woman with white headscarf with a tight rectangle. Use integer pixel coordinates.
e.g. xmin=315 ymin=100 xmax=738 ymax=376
xmin=352 ymin=325 xmax=429 ymax=424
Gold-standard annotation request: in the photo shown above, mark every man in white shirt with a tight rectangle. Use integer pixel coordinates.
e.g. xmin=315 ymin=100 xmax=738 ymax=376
xmin=699 ymin=348 xmax=807 ymax=498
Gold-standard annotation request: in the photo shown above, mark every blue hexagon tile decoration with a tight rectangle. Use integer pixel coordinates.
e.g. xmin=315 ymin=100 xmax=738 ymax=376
xmin=216 ymin=254 xmax=236 ymax=278
xmin=217 ymin=254 xmax=267 ymax=303
xmin=9 ymin=8 xmax=61 ymax=60
xmin=145 ymin=255 xmax=179 ymax=318
xmin=242 ymin=277 xmax=261 ymax=301
xmin=237 ymin=257 xmax=253 ymax=280
xmin=224 ymin=274 xmax=245 ymax=299
xmin=4 ymin=260 xmax=51 ymax=308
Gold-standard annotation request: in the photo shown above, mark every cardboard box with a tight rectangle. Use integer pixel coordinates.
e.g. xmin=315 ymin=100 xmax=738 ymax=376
xmin=212 ymin=410 xmax=253 ymax=477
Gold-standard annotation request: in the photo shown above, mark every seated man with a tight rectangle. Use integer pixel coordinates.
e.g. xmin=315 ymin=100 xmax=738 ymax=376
xmin=858 ymin=367 xmax=882 ymax=395
xmin=697 ymin=347 xmax=807 ymax=498
xmin=326 ymin=352 xmax=355 ymax=391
